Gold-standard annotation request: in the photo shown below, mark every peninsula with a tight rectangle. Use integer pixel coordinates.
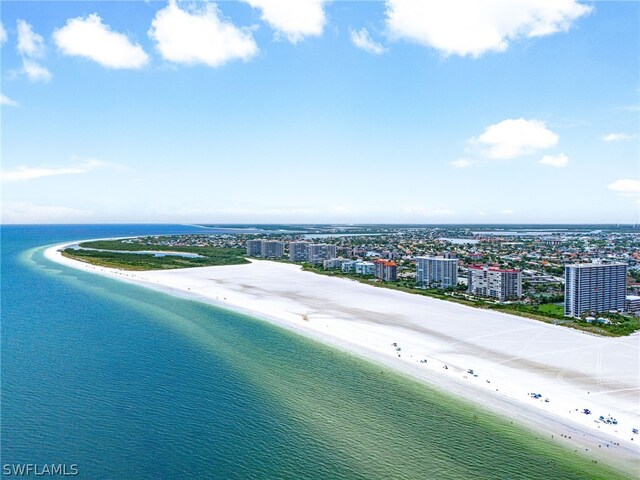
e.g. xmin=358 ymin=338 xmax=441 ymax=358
xmin=45 ymin=240 xmax=640 ymax=476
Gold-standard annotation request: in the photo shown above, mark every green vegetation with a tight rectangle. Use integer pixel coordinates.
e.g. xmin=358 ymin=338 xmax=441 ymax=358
xmin=62 ymin=239 xmax=248 ymax=270
xmin=537 ymin=303 xmax=565 ymax=316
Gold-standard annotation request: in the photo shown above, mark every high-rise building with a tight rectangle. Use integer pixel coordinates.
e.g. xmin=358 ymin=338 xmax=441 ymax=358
xmin=261 ymin=241 xmax=285 ymax=258
xmin=374 ymin=259 xmax=397 ymax=281
xmin=374 ymin=259 xmax=386 ymax=279
xmin=468 ymin=265 xmax=522 ymax=300
xmin=382 ymin=262 xmax=397 ymax=282
xmin=289 ymin=241 xmax=310 ymax=262
xmin=246 ymin=240 xmax=263 ymax=257
xmin=308 ymin=244 xmax=337 ymax=264
xmin=416 ymin=256 xmax=458 ymax=288
xmin=564 ymin=263 xmax=627 ymax=317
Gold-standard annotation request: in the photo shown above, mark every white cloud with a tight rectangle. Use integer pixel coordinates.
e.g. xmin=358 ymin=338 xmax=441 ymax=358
xmin=15 ymin=20 xmax=52 ymax=82
xmin=149 ymin=1 xmax=258 ymax=67
xmin=1 ymin=158 xmax=112 ymax=183
xmin=501 ymin=209 xmax=514 ymax=214
xmin=17 ymin=20 xmax=46 ymax=57
xmin=450 ymin=158 xmax=475 ymax=168
xmin=53 ymin=14 xmax=149 ymax=69
xmin=470 ymin=118 xmax=558 ymax=159
xmin=350 ymin=28 xmax=387 ymax=54
xmin=385 ymin=0 xmax=591 ymax=57
xmin=0 ymin=22 xmax=7 ymax=45
xmin=2 ymin=202 xmax=91 ymax=224
xmin=539 ymin=152 xmax=569 ymax=167
xmin=608 ymin=179 xmax=640 ymax=194
xmin=602 ymin=133 xmax=634 ymax=142
xmin=244 ymin=0 xmax=327 ymax=43
xmin=0 ymin=94 xmax=18 ymax=107
xmin=22 ymin=59 xmax=52 ymax=82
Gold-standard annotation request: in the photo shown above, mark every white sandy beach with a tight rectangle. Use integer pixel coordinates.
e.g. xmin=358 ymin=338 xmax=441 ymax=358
xmin=44 ymin=243 xmax=640 ymax=472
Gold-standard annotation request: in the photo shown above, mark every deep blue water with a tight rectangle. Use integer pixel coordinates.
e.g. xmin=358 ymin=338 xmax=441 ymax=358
xmin=1 ymin=225 xmax=628 ymax=479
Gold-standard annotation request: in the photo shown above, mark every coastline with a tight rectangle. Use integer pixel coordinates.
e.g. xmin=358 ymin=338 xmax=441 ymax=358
xmin=43 ymin=241 xmax=640 ymax=475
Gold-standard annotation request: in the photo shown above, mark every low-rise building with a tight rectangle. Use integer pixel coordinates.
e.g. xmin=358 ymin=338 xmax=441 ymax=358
xmin=626 ymin=295 xmax=640 ymax=315
xmin=355 ymin=261 xmax=375 ymax=276
xmin=341 ymin=260 xmax=360 ymax=273
xmin=323 ymin=258 xmax=348 ymax=269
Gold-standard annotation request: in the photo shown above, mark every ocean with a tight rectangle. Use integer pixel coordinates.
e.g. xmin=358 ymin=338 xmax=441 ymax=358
xmin=1 ymin=225 xmax=628 ymax=479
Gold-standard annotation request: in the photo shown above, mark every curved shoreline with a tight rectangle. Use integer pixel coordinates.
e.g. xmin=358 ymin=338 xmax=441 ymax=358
xmin=43 ymin=241 xmax=640 ymax=476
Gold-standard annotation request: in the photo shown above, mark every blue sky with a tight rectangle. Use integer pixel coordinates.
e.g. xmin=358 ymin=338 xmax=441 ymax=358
xmin=1 ymin=0 xmax=638 ymax=224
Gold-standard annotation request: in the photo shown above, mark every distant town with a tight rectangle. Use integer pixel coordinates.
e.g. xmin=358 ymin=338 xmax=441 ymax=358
xmin=116 ymin=225 xmax=640 ymax=334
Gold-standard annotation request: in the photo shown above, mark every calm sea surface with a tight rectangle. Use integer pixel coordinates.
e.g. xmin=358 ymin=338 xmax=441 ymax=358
xmin=1 ymin=225 xmax=628 ymax=479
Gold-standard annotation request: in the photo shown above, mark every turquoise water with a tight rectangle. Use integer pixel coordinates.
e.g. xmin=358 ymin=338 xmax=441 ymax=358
xmin=1 ymin=225 xmax=630 ymax=479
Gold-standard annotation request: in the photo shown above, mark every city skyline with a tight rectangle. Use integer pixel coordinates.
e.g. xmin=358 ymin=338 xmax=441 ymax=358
xmin=1 ymin=1 xmax=639 ymax=224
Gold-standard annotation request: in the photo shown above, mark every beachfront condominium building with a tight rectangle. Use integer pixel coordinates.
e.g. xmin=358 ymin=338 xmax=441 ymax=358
xmin=468 ymin=265 xmax=522 ymax=301
xmin=308 ymin=244 xmax=337 ymax=264
xmin=246 ymin=239 xmax=284 ymax=258
xmin=626 ymin=295 xmax=640 ymax=316
xmin=354 ymin=261 xmax=375 ymax=276
xmin=416 ymin=256 xmax=458 ymax=288
xmin=374 ymin=259 xmax=398 ymax=282
xmin=246 ymin=240 xmax=263 ymax=257
xmin=261 ymin=241 xmax=285 ymax=258
xmin=323 ymin=258 xmax=349 ymax=269
xmin=564 ymin=263 xmax=627 ymax=317
xmin=289 ymin=241 xmax=310 ymax=262
xmin=341 ymin=260 xmax=360 ymax=273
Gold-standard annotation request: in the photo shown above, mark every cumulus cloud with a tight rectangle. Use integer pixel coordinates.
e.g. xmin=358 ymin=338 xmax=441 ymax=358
xmin=149 ymin=1 xmax=257 ymax=67
xmin=501 ymin=209 xmax=514 ymax=214
xmin=17 ymin=20 xmax=46 ymax=57
xmin=1 ymin=158 xmax=112 ymax=183
xmin=608 ymin=179 xmax=640 ymax=195
xmin=0 ymin=94 xmax=18 ymax=107
xmin=1 ymin=22 xmax=8 ymax=45
xmin=385 ymin=0 xmax=591 ymax=57
xmin=350 ymin=28 xmax=387 ymax=54
xmin=602 ymin=133 xmax=634 ymax=142
xmin=22 ymin=59 xmax=52 ymax=82
xmin=244 ymin=0 xmax=327 ymax=43
xmin=53 ymin=14 xmax=149 ymax=69
xmin=539 ymin=152 xmax=569 ymax=167
xmin=450 ymin=158 xmax=475 ymax=168
xmin=470 ymin=118 xmax=558 ymax=159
